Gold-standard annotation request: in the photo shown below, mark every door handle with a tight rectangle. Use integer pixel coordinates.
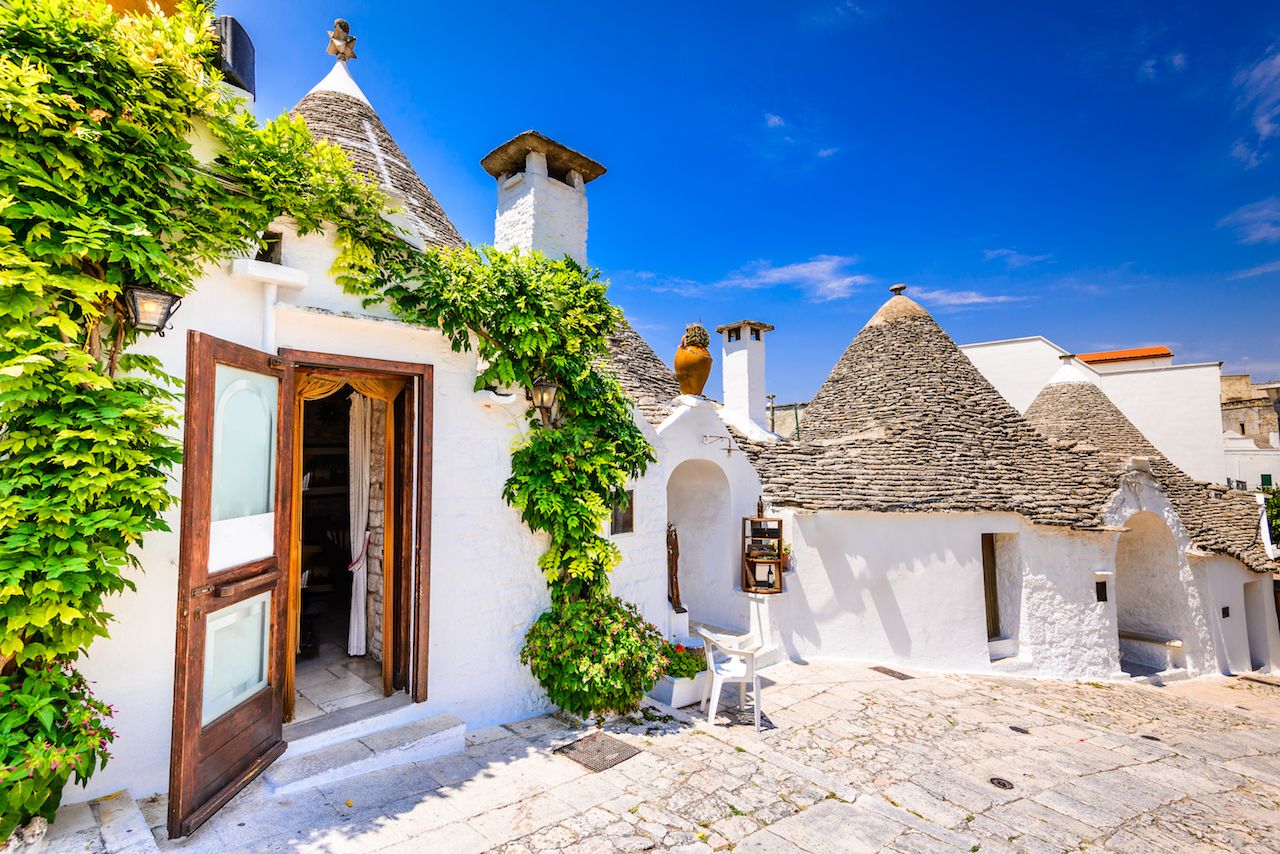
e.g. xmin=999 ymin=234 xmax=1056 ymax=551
xmin=212 ymin=570 xmax=281 ymax=598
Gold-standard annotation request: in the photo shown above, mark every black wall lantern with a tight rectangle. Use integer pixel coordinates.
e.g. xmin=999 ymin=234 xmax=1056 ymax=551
xmin=123 ymin=285 xmax=182 ymax=335
xmin=529 ymin=376 xmax=560 ymax=428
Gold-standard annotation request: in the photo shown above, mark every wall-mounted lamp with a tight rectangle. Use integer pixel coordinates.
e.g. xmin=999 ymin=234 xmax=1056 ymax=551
xmin=123 ymin=285 xmax=182 ymax=335
xmin=529 ymin=376 xmax=560 ymax=428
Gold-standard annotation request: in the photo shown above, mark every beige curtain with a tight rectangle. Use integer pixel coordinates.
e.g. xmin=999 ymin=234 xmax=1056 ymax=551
xmin=347 ymin=394 xmax=372 ymax=656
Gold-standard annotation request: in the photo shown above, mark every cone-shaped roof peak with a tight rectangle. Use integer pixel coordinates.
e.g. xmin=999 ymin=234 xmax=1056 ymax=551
xmin=1025 ymin=380 xmax=1274 ymax=573
xmin=737 ymin=289 xmax=1117 ymax=525
xmin=292 ymin=62 xmax=462 ymax=249
xmin=866 ymin=292 xmax=931 ymax=327
xmin=306 ymin=60 xmax=370 ymax=105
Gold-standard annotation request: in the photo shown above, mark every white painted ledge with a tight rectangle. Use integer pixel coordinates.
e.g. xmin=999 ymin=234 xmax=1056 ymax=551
xmin=230 ymin=257 xmax=309 ymax=290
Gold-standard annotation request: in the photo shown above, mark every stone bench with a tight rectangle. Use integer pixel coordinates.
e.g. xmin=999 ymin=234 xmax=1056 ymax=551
xmin=1119 ymin=629 xmax=1186 ymax=672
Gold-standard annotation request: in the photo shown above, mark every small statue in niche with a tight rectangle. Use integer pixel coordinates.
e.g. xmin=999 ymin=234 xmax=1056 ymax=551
xmin=327 ymin=19 xmax=357 ymax=62
xmin=666 ymin=523 xmax=685 ymax=614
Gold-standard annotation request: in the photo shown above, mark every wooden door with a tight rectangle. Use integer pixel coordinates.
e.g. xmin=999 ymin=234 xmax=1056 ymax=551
xmin=168 ymin=332 xmax=293 ymax=838
xmin=981 ymin=533 xmax=1001 ymax=641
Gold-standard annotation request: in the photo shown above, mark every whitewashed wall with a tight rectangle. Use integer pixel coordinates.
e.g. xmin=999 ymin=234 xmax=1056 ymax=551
xmin=960 ymin=337 xmax=1067 ymax=413
xmin=771 ymin=510 xmax=1025 ymax=673
xmin=962 ymin=337 xmax=1226 ymax=484
xmin=492 ymin=151 xmax=588 ymax=265
xmin=1098 ymin=364 xmax=1225 ymax=485
xmin=69 ymin=219 xmax=672 ymax=801
xmin=994 ymin=525 xmax=1123 ymax=679
xmin=1224 ymin=432 xmax=1280 ymax=489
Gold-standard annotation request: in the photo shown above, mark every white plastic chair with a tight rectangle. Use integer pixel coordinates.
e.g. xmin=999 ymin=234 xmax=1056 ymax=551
xmin=697 ymin=627 xmax=763 ymax=731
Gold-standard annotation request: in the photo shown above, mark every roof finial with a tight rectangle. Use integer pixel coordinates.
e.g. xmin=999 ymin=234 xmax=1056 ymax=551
xmin=327 ymin=18 xmax=357 ymax=62
xmin=889 ymin=283 xmax=907 ymax=296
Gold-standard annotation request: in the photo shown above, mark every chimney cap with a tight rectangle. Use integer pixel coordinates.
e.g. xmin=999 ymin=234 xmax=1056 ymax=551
xmin=715 ymin=319 xmax=776 ymax=334
xmin=481 ymin=130 xmax=606 ymax=182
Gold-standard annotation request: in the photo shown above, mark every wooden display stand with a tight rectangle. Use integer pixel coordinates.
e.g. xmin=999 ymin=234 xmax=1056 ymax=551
xmin=741 ymin=516 xmax=784 ymax=594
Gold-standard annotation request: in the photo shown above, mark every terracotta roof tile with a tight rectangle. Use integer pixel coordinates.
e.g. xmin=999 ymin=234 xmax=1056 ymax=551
xmin=1077 ymin=346 xmax=1173 ymax=364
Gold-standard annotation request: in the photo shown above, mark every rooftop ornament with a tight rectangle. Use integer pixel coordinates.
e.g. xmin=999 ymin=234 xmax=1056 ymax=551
xmin=326 ymin=18 xmax=357 ymax=62
xmin=890 ymin=283 xmax=907 ymax=295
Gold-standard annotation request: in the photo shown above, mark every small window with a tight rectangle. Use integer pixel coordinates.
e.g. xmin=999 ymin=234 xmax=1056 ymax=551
xmin=728 ymin=327 xmax=742 ymax=343
xmin=1095 ymin=581 xmax=1108 ymax=602
xmin=255 ymin=231 xmax=282 ymax=265
xmin=1239 ymin=422 xmax=1246 ymax=435
xmin=1262 ymin=474 xmax=1273 ymax=487
xmin=750 ymin=327 xmax=761 ymax=341
xmin=610 ymin=489 xmax=635 ymax=534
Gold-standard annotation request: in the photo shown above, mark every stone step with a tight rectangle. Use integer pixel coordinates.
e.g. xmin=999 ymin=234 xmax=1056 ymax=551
xmin=284 ymin=692 xmax=416 ymax=756
xmin=1121 ymin=660 xmax=1189 ymax=686
xmin=265 ymin=712 xmax=465 ymax=796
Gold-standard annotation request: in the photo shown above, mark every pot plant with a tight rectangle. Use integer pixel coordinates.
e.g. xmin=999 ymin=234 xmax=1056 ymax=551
xmin=674 ymin=323 xmax=713 ymax=396
xmin=647 ymin=640 xmax=710 ymax=709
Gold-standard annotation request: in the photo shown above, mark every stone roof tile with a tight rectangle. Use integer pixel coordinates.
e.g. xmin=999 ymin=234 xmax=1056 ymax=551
xmin=1026 ymin=381 xmax=1275 ymax=573
xmin=604 ymin=320 xmax=680 ymax=427
xmin=292 ymin=88 xmax=463 ymax=250
xmin=740 ymin=293 xmax=1118 ymax=525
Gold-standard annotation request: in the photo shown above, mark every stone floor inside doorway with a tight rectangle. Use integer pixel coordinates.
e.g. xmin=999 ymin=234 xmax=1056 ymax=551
xmin=50 ymin=660 xmax=1280 ymax=853
xmin=292 ymin=641 xmax=385 ymax=726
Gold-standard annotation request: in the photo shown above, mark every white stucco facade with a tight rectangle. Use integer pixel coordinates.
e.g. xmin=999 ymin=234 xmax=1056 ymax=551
xmin=1224 ymin=431 xmax=1280 ymax=489
xmin=492 ymin=150 xmax=589 ymax=265
xmin=961 ymin=337 xmax=1226 ymax=484
xmin=69 ymin=215 xmax=674 ymax=802
xmin=719 ymin=324 xmax=770 ymax=429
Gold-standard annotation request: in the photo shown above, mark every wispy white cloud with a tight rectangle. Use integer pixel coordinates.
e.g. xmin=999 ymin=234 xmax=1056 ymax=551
xmin=717 ymin=255 xmax=872 ymax=301
xmin=911 ymin=287 xmax=1030 ymax=308
xmin=1218 ymin=197 xmax=1280 ymax=244
xmin=635 ymin=255 xmax=873 ymax=302
xmin=983 ymin=247 xmax=1053 ymax=268
xmin=811 ymin=1 xmax=866 ymax=26
xmin=765 ymin=113 xmax=786 ymax=129
xmin=1228 ymin=259 xmax=1280 ymax=280
xmin=1233 ymin=41 xmax=1280 ymax=168
xmin=816 ymin=147 xmax=840 ymax=158
xmin=1139 ymin=51 xmax=1188 ymax=81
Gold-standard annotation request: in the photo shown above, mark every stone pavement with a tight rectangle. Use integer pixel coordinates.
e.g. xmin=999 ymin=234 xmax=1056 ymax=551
xmin=47 ymin=660 xmax=1280 ymax=853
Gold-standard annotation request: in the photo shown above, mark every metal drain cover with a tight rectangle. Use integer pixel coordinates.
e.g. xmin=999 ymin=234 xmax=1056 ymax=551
xmin=870 ymin=665 xmax=914 ymax=681
xmin=989 ymin=777 xmax=1015 ymax=790
xmin=555 ymin=732 xmax=640 ymax=772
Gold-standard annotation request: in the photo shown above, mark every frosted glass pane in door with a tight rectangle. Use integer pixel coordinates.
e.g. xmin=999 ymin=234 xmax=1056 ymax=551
xmin=211 ymin=365 xmax=278 ymax=523
xmin=202 ymin=591 xmax=271 ymax=725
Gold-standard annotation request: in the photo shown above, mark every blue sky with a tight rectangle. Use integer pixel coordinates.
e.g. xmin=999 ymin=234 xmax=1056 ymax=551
xmin=222 ymin=0 xmax=1280 ymax=402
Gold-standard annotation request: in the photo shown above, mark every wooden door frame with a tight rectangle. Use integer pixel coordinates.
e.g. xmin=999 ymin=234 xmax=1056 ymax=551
xmin=168 ymin=332 xmax=294 ymax=838
xmin=281 ymin=348 xmax=433 ymax=703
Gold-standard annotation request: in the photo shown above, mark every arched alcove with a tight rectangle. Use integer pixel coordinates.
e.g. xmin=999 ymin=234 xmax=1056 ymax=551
xmin=1114 ymin=511 xmax=1188 ymax=674
xmin=666 ymin=458 xmax=737 ymax=630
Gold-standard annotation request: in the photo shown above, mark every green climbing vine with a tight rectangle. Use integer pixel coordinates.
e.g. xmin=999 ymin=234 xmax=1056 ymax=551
xmin=1 ymin=0 xmax=660 ymax=834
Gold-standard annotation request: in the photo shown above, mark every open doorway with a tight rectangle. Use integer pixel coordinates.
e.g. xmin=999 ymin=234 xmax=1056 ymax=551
xmin=284 ymin=364 xmax=421 ymax=730
xmin=292 ymin=391 xmax=384 ymax=723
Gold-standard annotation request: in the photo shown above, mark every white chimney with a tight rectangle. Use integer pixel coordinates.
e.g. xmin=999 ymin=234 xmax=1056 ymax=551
xmin=480 ymin=131 xmax=606 ymax=265
xmin=717 ymin=320 xmax=774 ymax=427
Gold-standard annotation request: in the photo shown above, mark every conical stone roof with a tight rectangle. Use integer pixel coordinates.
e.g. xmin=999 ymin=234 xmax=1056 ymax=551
xmin=743 ymin=293 xmax=1116 ymax=525
xmin=603 ymin=319 xmax=681 ymax=427
xmin=292 ymin=62 xmax=463 ymax=250
xmin=1026 ymin=379 xmax=1275 ymax=573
